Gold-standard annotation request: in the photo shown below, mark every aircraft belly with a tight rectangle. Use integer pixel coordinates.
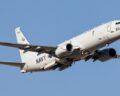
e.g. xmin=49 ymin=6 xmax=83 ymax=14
xmin=23 ymin=63 xmax=43 ymax=72
xmin=23 ymin=57 xmax=57 ymax=72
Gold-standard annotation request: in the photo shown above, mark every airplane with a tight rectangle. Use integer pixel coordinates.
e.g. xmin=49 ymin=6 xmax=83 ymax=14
xmin=0 ymin=20 xmax=120 ymax=73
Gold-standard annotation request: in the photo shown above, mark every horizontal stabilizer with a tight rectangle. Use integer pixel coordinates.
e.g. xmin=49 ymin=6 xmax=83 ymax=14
xmin=0 ymin=61 xmax=25 ymax=67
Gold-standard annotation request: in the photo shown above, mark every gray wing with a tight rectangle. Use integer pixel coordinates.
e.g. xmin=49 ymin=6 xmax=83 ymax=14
xmin=0 ymin=61 xmax=25 ymax=67
xmin=0 ymin=42 xmax=56 ymax=53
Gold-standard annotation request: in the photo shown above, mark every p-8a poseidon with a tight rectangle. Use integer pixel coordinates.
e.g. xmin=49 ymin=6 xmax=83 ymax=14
xmin=0 ymin=20 xmax=120 ymax=73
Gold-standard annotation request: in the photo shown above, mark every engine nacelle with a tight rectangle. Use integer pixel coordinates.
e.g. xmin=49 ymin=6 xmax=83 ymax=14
xmin=55 ymin=43 xmax=73 ymax=57
xmin=95 ymin=48 xmax=116 ymax=62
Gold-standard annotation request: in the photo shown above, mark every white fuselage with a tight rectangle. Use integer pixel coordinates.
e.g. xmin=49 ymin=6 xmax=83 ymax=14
xmin=22 ymin=20 xmax=120 ymax=72
xmin=58 ymin=21 xmax=120 ymax=59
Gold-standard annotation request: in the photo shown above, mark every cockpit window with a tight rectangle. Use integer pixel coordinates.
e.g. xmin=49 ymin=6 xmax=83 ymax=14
xmin=116 ymin=22 xmax=120 ymax=25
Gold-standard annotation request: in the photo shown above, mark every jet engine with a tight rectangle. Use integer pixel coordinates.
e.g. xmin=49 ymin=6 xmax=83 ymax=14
xmin=93 ymin=48 xmax=117 ymax=62
xmin=55 ymin=43 xmax=73 ymax=57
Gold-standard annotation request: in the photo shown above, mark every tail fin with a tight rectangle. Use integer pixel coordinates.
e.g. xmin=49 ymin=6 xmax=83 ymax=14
xmin=15 ymin=27 xmax=37 ymax=63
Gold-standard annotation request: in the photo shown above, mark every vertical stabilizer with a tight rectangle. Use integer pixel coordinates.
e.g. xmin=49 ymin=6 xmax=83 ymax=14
xmin=15 ymin=27 xmax=37 ymax=62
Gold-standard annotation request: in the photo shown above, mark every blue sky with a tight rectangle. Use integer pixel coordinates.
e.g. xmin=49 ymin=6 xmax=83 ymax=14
xmin=0 ymin=0 xmax=120 ymax=96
